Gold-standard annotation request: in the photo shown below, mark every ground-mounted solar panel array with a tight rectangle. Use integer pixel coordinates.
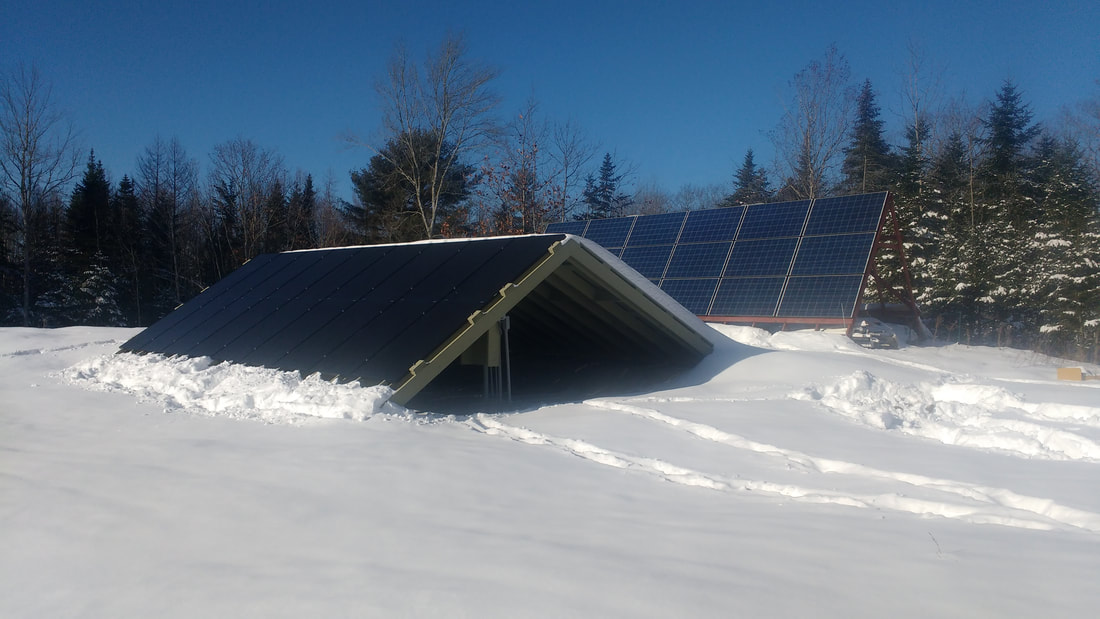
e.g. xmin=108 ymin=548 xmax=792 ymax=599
xmin=545 ymin=192 xmax=890 ymax=324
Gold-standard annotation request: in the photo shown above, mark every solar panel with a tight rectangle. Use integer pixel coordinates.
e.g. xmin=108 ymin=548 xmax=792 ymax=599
xmin=679 ymin=206 xmax=744 ymax=243
xmin=790 ymin=233 xmax=876 ymax=276
xmin=736 ymin=201 xmax=811 ymax=239
xmin=561 ymin=192 xmax=889 ymax=325
xmin=659 ymin=279 xmax=718 ymax=315
xmin=803 ymin=192 xmax=887 ymax=235
xmin=724 ymin=238 xmax=799 ymax=277
xmin=620 ymin=245 xmax=674 ymax=279
xmin=665 ymin=242 xmax=732 ymax=278
xmin=583 ymin=216 xmax=634 ymax=247
xmin=711 ymin=277 xmax=785 ymax=316
xmin=777 ymin=275 xmax=865 ymax=318
xmin=625 ymin=211 xmax=686 ymax=246
xmin=544 ymin=220 xmax=589 ymax=236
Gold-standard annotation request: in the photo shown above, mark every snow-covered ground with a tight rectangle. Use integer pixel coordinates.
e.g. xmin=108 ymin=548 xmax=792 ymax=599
xmin=3 ymin=324 xmax=1099 ymax=617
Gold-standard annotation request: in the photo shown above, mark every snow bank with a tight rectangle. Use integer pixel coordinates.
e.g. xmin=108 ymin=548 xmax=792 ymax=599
xmin=63 ymin=352 xmax=405 ymax=423
xmin=796 ymin=370 xmax=1100 ymax=462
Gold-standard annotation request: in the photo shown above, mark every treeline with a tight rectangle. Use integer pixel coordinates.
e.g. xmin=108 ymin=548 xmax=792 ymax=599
xmin=2 ymin=41 xmax=1098 ymax=361
xmin=0 ymin=133 xmax=351 ymax=328
xmin=723 ymin=76 xmax=1099 ymax=361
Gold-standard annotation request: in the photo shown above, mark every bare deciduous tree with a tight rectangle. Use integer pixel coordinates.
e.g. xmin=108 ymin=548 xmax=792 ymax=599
xmin=207 ymin=137 xmax=285 ymax=270
xmin=0 ymin=64 xmax=79 ymax=325
xmin=898 ymin=40 xmax=944 ymax=166
xmin=546 ymin=118 xmax=598 ymax=222
xmin=138 ymin=136 xmax=199 ymax=305
xmin=670 ymin=183 xmax=727 ymax=212
xmin=771 ymin=45 xmax=854 ymax=199
xmin=353 ymin=33 xmax=500 ymax=238
xmin=1060 ymin=80 xmax=1100 ymax=186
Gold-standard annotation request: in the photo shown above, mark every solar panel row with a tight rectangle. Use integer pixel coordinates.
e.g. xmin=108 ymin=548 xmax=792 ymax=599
xmin=122 ymin=236 xmax=568 ymax=383
xmin=545 ymin=192 xmax=888 ymax=319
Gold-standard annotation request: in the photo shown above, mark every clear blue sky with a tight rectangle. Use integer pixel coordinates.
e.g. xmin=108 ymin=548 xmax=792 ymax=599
xmin=4 ymin=0 xmax=1098 ymax=200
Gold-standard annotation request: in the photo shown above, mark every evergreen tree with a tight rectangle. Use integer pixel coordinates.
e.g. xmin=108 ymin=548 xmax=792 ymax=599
xmin=0 ymin=195 xmax=17 ymax=322
xmin=64 ymin=152 xmax=113 ymax=276
xmin=983 ymin=81 xmax=1041 ymax=198
xmin=969 ymin=82 xmax=1042 ymax=338
xmin=922 ymin=133 xmax=979 ymax=333
xmin=286 ymin=174 xmax=316 ymax=250
xmin=840 ymin=79 xmax=894 ymax=193
xmin=580 ymin=153 xmax=632 ymax=219
xmin=261 ymin=178 xmax=288 ymax=252
xmin=345 ymin=129 xmax=473 ymax=242
xmin=892 ymin=119 xmax=940 ymax=299
xmin=1025 ymin=136 xmax=1100 ymax=355
xmin=111 ymin=175 xmax=144 ymax=325
xmin=724 ymin=149 xmax=772 ymax=205
xmin=74 ymin=253 xmax=124 ymax=326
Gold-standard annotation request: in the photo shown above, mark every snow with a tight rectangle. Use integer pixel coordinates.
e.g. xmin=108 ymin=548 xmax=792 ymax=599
xmin=563 ymin=234 xmax=717 ymax=340
xmin=4 ymin=325 xmax=1100 ymax=617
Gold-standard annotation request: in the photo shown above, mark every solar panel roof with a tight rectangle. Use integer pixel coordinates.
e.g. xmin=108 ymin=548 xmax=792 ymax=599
xmin=123 ymin=236 xmax=568 ymax=383
xmin=544 ymin=192 xmax=889 ymax=321
xmin=120 ymin=234 xmax=717 ymax=406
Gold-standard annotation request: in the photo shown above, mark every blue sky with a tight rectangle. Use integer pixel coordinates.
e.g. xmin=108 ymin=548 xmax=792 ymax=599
xmin=4 ymin=0 xmax=1098 ymax=200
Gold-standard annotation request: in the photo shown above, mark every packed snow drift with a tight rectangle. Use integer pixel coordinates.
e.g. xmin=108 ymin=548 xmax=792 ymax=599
xmin=3 ymin=324 xmax=1099 ymax=617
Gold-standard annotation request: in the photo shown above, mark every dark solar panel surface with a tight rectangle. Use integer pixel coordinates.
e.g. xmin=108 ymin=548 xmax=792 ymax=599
xmin=679 ymin=206 xmax=744 ymax=243
xmin=804 ymin=193 xmax=886 ymax=235
xmin=620 ymin=245 xmax=674 ymax=279
xmin=582 ymin=217 xmax=634 ymax=247
xmin=559 ymin=192 xmax=887 ymax=319
xmin=711 ymin=277 xmax=785 ymax=316
xmin=665 ymin=242 xmax=731 ymax=278
xmin=544 ymin=220 xmax=590 ymax=236
xmin=777 ymin=275 xmax=865 ymax=318
xmin=121 ymin=235 xmax=566 ymax=384
xmin=790 ymin=233 xmax=876 ymax=276
xmin=659 ymin=279 xmax=718 ymax=315
xmin=737 ymin=200 xmax=811 ymax=239
xmin=724 ymin=238 xmax=799 ymax=277
xmin=626 ymin=211 xmax=686 ymax=246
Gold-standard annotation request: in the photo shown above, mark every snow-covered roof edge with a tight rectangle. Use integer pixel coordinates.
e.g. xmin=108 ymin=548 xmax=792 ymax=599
xmin=284 ymin=233 xmax=561 ymax=254
xmin=562 ymin=234 xmax=721 ymax=346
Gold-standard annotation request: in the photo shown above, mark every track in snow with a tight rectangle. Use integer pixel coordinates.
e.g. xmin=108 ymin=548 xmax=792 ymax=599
xmin=465 ymin=396 xmax=1100 ymax=535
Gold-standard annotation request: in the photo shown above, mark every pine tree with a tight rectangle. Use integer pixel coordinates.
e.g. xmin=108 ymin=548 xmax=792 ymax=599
xmin=840 ymin=80 xmax=894 ymax=193
xmin=724 ymin=149 xmax=772 ymax=205
xmin=580 ymin=153 xmax=632 ymax=218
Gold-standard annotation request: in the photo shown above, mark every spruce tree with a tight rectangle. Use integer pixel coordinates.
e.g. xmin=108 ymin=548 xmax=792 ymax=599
xmin=840 ymin=79 xmax=894 ymax=193
xmin=982 ymin=80 xmax=1041 ymax=206
xmin=287 ymin=175 xmax=316 ymax=250
xmin=893 ymin=119 xmax=939 ymax=300
xmin=724 ymin=149 xmax=772 ymax=205
xmin=1025 ymin=136 xmax=1100 ymax=355
xmin=75 ymin=253 xmax=124 ymax=326
xmin=580 ymin=153 xmax=632 ymax=218
xmin=346 ymin=129 xmax=473 ymax=242
xmin=973 ymin=81 xmax=1042 ymax=338
xmin=65 ymin=152 xmax=113 ymax=276
xmin=112 ymin=176 xmax=145 ymax=324
xmin=922 ymin=133 xmax=979 ymax=335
